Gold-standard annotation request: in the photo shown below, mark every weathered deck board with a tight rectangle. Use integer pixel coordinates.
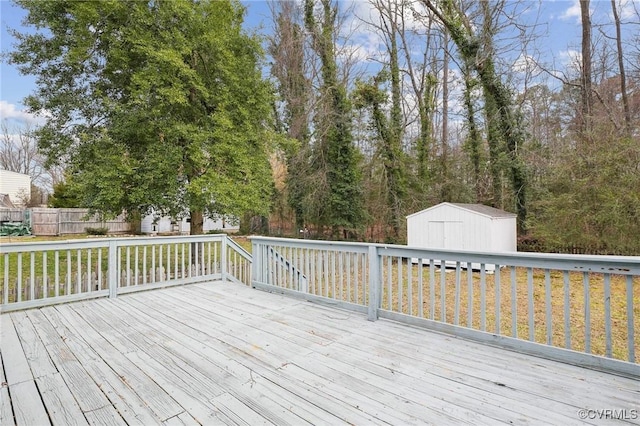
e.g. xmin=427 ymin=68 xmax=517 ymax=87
xmin=1 ymin=280 xmax=638 ymax=425
xmin=0 ymin=353 xmax=15 ymax=426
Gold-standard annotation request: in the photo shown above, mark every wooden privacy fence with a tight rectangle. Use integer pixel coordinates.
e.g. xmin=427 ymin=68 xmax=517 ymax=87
xmin=251 ymin=236 xmax=640 ymax=378
xmin=0 ymin=208 xmax=131 ymax=235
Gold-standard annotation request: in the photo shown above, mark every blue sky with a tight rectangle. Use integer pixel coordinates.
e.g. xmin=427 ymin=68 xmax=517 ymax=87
xmin=0 ymin=0 xmax=635 ymax=126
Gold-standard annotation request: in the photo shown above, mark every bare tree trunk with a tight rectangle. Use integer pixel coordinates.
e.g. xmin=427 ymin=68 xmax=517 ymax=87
xmin=580 ymin=0 xmax=593 ymax=137
xmin=611 ymin=0 xmax=631 ymax=137
xmin=440 ymin=28 xmax=450 ymax=201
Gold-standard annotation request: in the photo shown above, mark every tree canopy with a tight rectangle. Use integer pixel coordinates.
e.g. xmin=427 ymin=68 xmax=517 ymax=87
xmin=9 ymin=0 xmax=274 ymax=233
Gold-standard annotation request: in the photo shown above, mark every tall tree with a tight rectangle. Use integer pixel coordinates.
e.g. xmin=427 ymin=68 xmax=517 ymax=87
xmin=580 ymin=0 xmax=593 ymax=137
xmin=268 ymin=1 xmax=312 ymax=231
xmin=304 ymin=0 xmax=364 ymax=237
xmin=355 ymin=0 xmax=407 ymax=240
xmin=8 ymin=0 xmax=274 ymax=234
xmin=610 ymin=0 xmax=631 ymax=137
xmin=421 ymin=0 xmax=528 ymax=232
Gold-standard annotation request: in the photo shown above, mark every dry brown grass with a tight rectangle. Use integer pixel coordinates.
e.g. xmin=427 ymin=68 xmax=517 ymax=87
xmin=272 ymin=251 xmax=639 ymax=363
xmin=378 ymin=262 xmax=639 ymax=363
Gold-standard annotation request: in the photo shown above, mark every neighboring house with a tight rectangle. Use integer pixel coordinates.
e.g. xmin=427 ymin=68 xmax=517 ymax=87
xmin=141 ymin=213 xmax=238 ymax=234
xmin=0 ymin=170 xmax=31 ymax=207
xmin=406 ymin=202 xmax=517 ymax=270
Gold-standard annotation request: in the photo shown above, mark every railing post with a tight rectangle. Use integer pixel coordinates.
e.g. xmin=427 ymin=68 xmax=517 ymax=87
xmin=108 ymin=240 xmax=118 ymax=298
xmin=221 ymin=235 xmax=228 ymax=281
xmin=251 ymin=240 xmax=259 ymax=288
xmin=368 ymin=245 xmax=380 ymax=321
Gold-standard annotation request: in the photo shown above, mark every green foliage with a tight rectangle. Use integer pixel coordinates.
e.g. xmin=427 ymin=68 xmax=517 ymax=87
xmin=85 ymin=227 xmax=109 ymax=236
xmin=49 ymin=180 xmax=81 ymax=208
xmin=10 ymin=0 xmax=274 ymax=232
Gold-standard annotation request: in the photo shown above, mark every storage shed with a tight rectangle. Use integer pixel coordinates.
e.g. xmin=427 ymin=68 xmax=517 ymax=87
xmin=406 ymin=202 xmax=517 ymax=254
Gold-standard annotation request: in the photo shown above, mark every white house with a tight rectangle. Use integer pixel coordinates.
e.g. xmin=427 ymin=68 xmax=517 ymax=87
xmin=406 ymin=203 xmax=517 ymax=269
xmin=141 ymin=213 xmax=239 ymax=234
xmin=0 ymin=170 xmax=31 ymax=207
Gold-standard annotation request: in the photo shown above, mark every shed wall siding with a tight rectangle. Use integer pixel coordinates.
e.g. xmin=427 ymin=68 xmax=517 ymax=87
xmin=407 ymin=204 xmax=516 ymax=254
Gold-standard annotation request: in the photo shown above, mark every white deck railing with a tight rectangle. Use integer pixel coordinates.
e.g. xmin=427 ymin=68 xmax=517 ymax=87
xmin=0 ymin=234 xmax=251 ymax=312
xmin=251 ymin=236 xmax=639 ymax=377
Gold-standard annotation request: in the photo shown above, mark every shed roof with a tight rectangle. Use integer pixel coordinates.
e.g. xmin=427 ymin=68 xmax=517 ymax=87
xmin=407 ymin=202 xmax=516 ymax=219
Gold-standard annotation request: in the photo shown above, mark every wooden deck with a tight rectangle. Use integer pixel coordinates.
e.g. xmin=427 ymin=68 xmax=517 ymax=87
xmin=1 ymin=281 xmax=638 ymax=425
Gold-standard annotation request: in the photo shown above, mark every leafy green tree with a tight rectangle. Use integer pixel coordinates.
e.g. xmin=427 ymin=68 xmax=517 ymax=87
xmin=8 ymin=0 xmax=274 ymax=234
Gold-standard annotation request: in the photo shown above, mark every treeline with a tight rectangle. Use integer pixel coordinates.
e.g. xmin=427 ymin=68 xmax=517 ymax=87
xmin=265 ymin=0 xmax=640 ymax=254
xmin=5 ymin=0 xmax=638 ymax=254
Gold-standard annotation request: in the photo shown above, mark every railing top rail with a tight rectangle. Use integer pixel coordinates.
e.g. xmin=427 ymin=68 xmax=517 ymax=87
xmin=0 ymin=234 xmax=229 ymax=253
xmin=250 ymin=236 xmax=640 ymax=275
xmin=226 ymin=237 xmax=252 ymax=262
xmin=250 ymin=236 xmax=370 ymax=253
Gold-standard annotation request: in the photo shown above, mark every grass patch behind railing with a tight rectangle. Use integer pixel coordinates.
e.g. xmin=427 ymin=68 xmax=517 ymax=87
xmin=0 ymin=239 xmax=233 ymax=303
xmin=378 ymin=264 xmax=639 ymax=363
xmin=265 ymin=251 xmax=638 ymax=363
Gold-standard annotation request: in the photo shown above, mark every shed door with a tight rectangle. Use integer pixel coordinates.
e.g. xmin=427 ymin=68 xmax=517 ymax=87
xmin=428 ymin=221 xmax=463 ymax=249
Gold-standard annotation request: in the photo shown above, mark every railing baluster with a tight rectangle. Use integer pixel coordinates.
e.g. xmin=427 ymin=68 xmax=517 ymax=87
xmin=480 ymin=263 xmax=486 ymax=331
xmin=338 ymin=251 xmax=344 ymax=299
xmin=545 ymin=269 xmax=552 ymax=345
xmin=143 ymin=246 xmax=148 ymax=284
xmin=454 ymin=262 xmax=461 ymax=326
xmin=346 ymin=253 xmax=351 ymax=302
xmin=604 ymin=273 xmax=612 ymax=358
xmin=627 ymin=276 xmax=635 ymax=363
xmin=584 ymin=272 xmax=591 ymax=353
xmin=467 ymin=262 xmax=473 ymax=328
xmin=55 ymin=251 xmax=60 ymax=298
xmin=429 ymin=259 xmax=435 ymax=320
xmin=331 ymin=251 xmax=336 ymax=299
xmin=4 ymin=253 xmax=9 ymax=304
xmin=563 ymin=271 xmax=571 ymax=349
xmin=17 ymin=253 xmax=22 ymax=302
xmin=418 ymin=258 xmax=424 ymax=318
xmin=181 ymin=244 xmax=185 ymax=279
xmin=159 ymin=244 xmax=164 ymax=281
xmin=66 ymin=250 xmax=71 ymax=296
xmin=528 ymin=267 xmax=534 ymax=341
xmin=407 ymin=258 xmax=413 ymax=316
xmin=42 ymin=251 xmax=47 ymax=298
xmin=495 ymin=264 xmax=501 ymax=335
xmin=174 ymin=243 xmax=179 ymax=279
xmin=30 ymin=252 xmax=35 ymax=300
xmin=398 ymin=257 xmax=403 ymax=313
xmin=134 ymin=247 xmax=139 ymax=286
xmin=353 ymin=252 xmax=359 ymax=304
xmin=387 ymin=256 xmax=392 ymax=310
xmin=87 ymin=249 xmax=91 ymax=292
xmin=97 ymin=248 xmax=102 ymax=290
xmin=167 ymin=244 xmax=171 ymax=279
xmin=440 ymin=260 xmax=446 ymax=322
xmin=77 ymin=249 xmax=82 ymax=294
xmin=126 ymin=246 xmax=131 ymax=287
xmin=511 ymin=266 xmax=517 ymax=338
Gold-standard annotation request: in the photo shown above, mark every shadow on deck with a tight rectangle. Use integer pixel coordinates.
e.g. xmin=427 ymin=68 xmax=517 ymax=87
xmin=1 ymin=281 xmax=639 ymax=425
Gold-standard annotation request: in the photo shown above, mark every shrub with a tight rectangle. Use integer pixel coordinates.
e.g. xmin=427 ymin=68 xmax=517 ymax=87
xmin=85 ymin=227 xmax=109 ymax=235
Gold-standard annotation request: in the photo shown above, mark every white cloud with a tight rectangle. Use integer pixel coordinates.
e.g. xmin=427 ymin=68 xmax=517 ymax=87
xmin=559 ymin=0 xmax=583 ymax=23
xmin=558 ymin=49 xmax=581 ymax=67
xmin=0 ymin=101 xmax=46 ymax=124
